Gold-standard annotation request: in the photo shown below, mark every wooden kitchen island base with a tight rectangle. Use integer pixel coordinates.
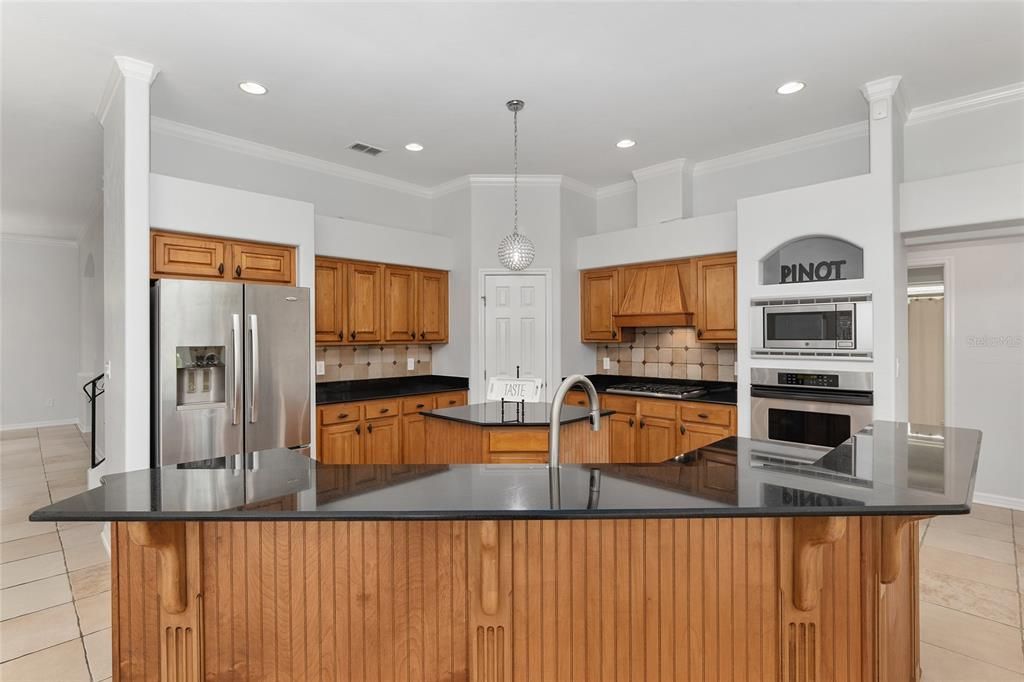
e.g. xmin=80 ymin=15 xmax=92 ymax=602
xmin=111 ymin=515 xmax=922 ymax=681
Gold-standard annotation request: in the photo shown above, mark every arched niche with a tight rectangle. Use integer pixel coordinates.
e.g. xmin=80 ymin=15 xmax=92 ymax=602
xmin=761 ymin=235 xmax=864 ymax=285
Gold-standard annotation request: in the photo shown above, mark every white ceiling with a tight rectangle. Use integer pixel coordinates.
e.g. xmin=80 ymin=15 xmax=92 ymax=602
xmin=3 ymin=2 xmax=1023 ymax=240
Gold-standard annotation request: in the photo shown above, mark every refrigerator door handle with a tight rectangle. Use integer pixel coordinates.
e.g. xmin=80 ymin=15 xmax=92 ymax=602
xmin=249 ymin=313 xmax=259 ymax=423
xmin=231 ymin=314 xmax=242 ymax=425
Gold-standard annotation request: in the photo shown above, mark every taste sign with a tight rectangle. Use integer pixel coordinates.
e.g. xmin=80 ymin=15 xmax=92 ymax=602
xmin=762 ymin=235 xmax=864 ymax=285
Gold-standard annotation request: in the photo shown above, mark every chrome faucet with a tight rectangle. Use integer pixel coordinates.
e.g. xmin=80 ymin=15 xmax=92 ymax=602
xmin=548 ymin=374 xmax=601 ymax=469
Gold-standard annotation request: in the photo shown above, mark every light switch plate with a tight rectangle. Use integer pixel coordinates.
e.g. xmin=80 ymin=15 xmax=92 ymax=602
xmin=603 ymin=357 xmax=611 ymax=370
xmin=315 ymin=360 xmax=325 ymax=375
xmin=407 ymin=357 xmax=416 ymax=371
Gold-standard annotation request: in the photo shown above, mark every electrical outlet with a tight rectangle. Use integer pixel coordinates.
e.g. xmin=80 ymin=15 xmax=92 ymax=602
xmin=407 ymin=357 xmax=416 ymax=371
xmin=315 ymin=360 xmax=325 ymax=376
xmin=602 ymin=357 xmax=611 ymax=370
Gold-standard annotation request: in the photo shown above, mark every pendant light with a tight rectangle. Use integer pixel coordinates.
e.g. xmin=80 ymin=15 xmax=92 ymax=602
xmin=497 ymin=99 xmax=536 ymax=271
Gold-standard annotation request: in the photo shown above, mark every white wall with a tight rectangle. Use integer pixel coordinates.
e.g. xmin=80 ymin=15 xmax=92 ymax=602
xmin=430 ymin=186 xmax=472 ymax=379
xmin=151 ymin=121 xmax=432 ymax=233
xmin=315 ymin=215 xmax=454 ymax=270
xmin=578 ymin=211 xmax=737 ymax=270
xmin=0 ymin=237 xmax=80 ymax=428
xmin=906 ymin=235 xmax=1024 ymax=506
xmin=150 ymin=173 xmax=318 ymax=454
xmin=596 ymin=186 xmax=635 ymax=234
xmin=77 ymin=214 xmax=104 ymax=450
xmin=560 ymin=185 xmax=597 ymax=376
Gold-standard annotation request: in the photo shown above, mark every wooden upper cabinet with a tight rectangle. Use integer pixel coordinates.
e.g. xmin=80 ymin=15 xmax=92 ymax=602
xmin=314 ymin=258 xmax=345 ymax=344
xmin=229 ymin=242 xmax=294 ymax=284
xmin=695 ymin=253 xmax=738 ymax=342
xmin=151 ymin=232 xmax=226 ymax=279
xmin=346 ymin=262 xmax=383 ymax=343
xmin=383 ymin=266 xmax=418 ymax=343
xmin=580 ymin=269 xmax=620 ymax=342
xmin=417 ymin=269 xmax=449 ymax=343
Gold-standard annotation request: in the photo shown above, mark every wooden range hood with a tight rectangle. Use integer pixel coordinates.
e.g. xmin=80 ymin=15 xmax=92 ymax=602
xmin=613 ymin=260 xmax=694 ymax=328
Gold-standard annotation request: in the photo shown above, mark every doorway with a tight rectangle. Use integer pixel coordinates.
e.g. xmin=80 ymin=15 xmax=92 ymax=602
xmin=907 ymin=264 xmax=947 ymax=426
xmin=481 ymin=272 xmax=550 ymax=397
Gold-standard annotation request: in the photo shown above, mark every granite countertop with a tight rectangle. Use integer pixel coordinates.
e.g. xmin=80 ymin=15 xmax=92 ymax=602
xmin=316 ymin=375 xmax=468 ymax=405
xmin=583 ymin=375 xmax=738 ymax=405
xmin=31 ymin=422 xmax=982 ymax=522
xmin=423 ymin=402 xmax=613 ymax=427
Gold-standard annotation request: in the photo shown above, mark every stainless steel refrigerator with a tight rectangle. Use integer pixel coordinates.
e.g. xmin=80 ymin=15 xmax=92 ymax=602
xmin=152 ymin=279 xmax=311 ymax=466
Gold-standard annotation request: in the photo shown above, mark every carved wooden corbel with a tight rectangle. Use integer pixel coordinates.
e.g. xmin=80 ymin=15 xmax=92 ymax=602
xmin=881 ymin=515 xmax=929 ymax=584
xmin=126 ymin=521 xmax=203 ymax=682
xmin=792 ymin=516 xmax=847 ymax=611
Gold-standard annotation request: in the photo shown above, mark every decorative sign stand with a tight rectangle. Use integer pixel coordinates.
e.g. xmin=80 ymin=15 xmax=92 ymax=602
xmin=761 ymin=235 xmax=864 ymax=285
xmin=487 ymin=372 xmax=544 ymax=424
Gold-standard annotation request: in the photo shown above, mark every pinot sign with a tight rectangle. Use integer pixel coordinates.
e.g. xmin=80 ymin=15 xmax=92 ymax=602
xmin=761 ymin=235 xmax=864 ymax=285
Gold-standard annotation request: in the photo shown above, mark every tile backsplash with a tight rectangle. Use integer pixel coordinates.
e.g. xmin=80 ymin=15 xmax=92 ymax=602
xmin=594 ymin=327 xmax=737 ymax=381
xmin=316 ymin=345 xmax=433 ymax=382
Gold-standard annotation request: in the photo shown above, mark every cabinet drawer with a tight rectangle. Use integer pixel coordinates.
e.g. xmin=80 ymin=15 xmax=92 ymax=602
xmin=489 ymin=430 xmax=547 ymax=453
xmin=437 ymin=391 xmax=468 ymax=408
xmin=487 ymin=452 xmax=548 ymax=464
xmin=680 ymin=403 xmax=734 ymax=428
xmin=638 ymin=399 xmax=677 ymax=420
xmin=363 ymin=399 xmax=400 ymax=419
xmin=402 ymin=396 xmax=436 ymax=414
xmin=564 ymin=390 xmax=589 ymax=407
xmin=602 ymin=394 xmax=637 ymax=414
xmin=320 ymin=404 xmax=361 ymax=425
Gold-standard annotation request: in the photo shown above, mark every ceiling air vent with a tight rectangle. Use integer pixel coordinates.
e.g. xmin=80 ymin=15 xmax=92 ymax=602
xmin=348 ymin=141 xmax=386 ymax=157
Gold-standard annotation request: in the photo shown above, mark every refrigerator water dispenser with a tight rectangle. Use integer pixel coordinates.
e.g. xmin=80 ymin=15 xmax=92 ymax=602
xmin=175 ymin=346 xmax=226 ymax=408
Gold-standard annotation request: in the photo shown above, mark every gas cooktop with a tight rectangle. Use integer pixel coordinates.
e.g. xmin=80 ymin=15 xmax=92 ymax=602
xmin=605 ymin=382 xmax=708 ymax=400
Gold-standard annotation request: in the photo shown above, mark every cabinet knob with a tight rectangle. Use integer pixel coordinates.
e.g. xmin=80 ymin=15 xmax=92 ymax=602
xmin=338 ymin=331 xmax=345 ymax=340
xmin=698 ymin=413 xmax=709 ymax=419
xmin=410 ymin=332 xmax=416 ymax=339
xmin=350 ymin=331 xmax=356 ymax=341
xmin=639 ymin=419 xmax=646 ymax=429
xmin=380 ymin=408 xmax=389 ymax=414
xmin=416 ymin=403 xmax=425 ymax=409
xmin=697 ymin=328 xmax=703 ymax=338
xmin=420 ymin=331 xmax=425 ymax=339
xmin=355 ymin=425 xmax=361 ymax=435
xmin=628 ymin=418 xmax=634 ymax=427
xmin=338 ymin=413 xmax=348 ymax=420
xmin=235 ymin=265 xmax=242 ymax=277
xmin=611 ymin=330 xmax=617 ymax=338
xmin=218 ymin=262 xmax=224 ymax=275
xmin=367 ymin=423 xmax=373 ymax=433
xmin=679 ymin=424 xmax=687 ymax=435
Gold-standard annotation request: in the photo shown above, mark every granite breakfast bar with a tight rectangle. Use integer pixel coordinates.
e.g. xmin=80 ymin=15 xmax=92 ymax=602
xmin=31 ymin=422 xmax=982 ymax=682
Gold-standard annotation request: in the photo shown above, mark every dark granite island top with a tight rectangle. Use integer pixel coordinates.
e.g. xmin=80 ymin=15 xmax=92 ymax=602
xmin=422 ymin=401 xmax=614 ymax=427
xmin=32 ymin=421 xmax=981 ymax=522
xmin=316 ymin=374 xmax=468 ymax=405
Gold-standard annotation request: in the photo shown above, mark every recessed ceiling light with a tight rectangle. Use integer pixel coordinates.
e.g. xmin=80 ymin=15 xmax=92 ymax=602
xmin=404 ymin=143 xmax=424 ymax=152
xmin=776 ymin=81 xmax=805 ymax=95
xmin=238 ymin=81 xmax=268 ymax=96
xmin=616 ymin=139 xmax=636 ymax=149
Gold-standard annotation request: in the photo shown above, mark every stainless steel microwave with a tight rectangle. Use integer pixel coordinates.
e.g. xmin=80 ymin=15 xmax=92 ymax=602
xmin=751 ymin=296 xmax=872 ymax=353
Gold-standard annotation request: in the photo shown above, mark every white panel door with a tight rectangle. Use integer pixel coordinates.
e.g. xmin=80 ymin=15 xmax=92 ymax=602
xmin=484 ymin=274 xmax=548 ymax=393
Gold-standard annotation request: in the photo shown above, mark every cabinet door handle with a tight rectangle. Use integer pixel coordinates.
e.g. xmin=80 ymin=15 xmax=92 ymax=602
xmin=639 ymin=419 xmax=646 ymax=429
xmin=338 ymin=413 xmax=348 ymax=420
xmin=379 ymin=408 xmax=389 ymax=414
xmin=628 ymin=418 xmax=634 ymax=427
xmin=355 ymin=425 xmax=361 ymax=435
xmin=679 ymin=424 xmax=687 ymax=435
xmin=338 ymin=331 xmax=345 ymax=340
xmin=420 ymin=331 xmax=426 ymax=339
xmin=367 ymin=423 xmax=373 ymax=433
xmin=449 ymin=399 xmax=457 ymax=405
xmin=410 ymin=331 xmax=416 ymax=339
xmin=697 ymin=328 xmax=703 ymax=338
xmin=218 ymin=262 xmax=225 ymax=275
xmin=235 ymin=265 xmax=242 ymax=277
xmin=611 ymin=330 xmax=617 ymax=338
xmin=350 ymin=331 xmax=356 ymax=341
xmin=416 ymin=403 xmax=425 ymax=409
xmin=698 ymin=413 xmax=709 ymax=419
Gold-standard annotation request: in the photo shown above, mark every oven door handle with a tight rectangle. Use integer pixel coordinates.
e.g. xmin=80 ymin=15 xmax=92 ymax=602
xmin=750 ymin=385 xmax=874 ymax=406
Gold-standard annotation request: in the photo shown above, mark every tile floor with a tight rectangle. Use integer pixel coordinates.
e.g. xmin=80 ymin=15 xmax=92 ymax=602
xmin=2 ymin=425 xmax=1023 ymax=680
xmin=1 ymin=426 xmax=110 ymax=682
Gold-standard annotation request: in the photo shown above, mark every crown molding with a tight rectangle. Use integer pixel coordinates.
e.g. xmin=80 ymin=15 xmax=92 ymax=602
xmin=595 ymin=180 xmax=636 ymax=200
xmin=430 ymin=175 xmax=472 ymax=198
xmin=151 ymin=117 xmax=434 ymax=199
xmin=860 ymin=75 xmax=903 ymax=102
xmin=0 ymin=232 xmax=78 ymax=248
xmin=115 ymin=56 xmax=159 ymax=84
xmin=632 ymin=158 xmax=691 ymax=182
xmin=692 ymin=121 xmax=868 ymax=176
xmin=907 ymin=81 xmax=1024 ymax=126
xmin=560 ymin=176 xmax=597 ymax=198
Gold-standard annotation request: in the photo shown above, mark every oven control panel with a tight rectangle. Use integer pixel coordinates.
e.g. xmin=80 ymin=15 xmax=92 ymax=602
xmin=777 ymin=372 xmax=840 ymax=388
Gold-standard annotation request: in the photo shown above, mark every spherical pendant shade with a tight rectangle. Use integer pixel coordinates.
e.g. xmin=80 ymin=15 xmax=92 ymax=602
xmin=498 ymin=231 xmax=535 ymax=271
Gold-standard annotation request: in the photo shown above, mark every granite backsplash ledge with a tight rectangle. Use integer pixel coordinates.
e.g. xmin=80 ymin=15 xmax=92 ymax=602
xmin=594 ymin=327 xmax=736 ymax=381
xmin=316 ymin=345 xmax=433 ymax=383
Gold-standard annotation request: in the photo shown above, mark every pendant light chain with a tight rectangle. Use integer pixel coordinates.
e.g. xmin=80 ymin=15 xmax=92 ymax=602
xmin=513 ymin=107 xmax=519 ymax=235
xmin=497 ymin=99 xmax=535 ymax=271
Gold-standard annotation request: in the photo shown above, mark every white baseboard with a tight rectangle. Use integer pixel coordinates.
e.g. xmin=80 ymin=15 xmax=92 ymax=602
xmin=0 ymin=418 xmax=79 ymax=432
xmin=973 ymin=492 xmax=1024 ymax=512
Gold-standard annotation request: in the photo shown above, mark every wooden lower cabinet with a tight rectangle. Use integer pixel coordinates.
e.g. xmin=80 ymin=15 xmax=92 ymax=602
xmin=317 ymin=390 xmax=467 ymax=464
xmin=112 ymin=515 xmax=923 ymax=681
xmin=608 ymin=412 xmax=637 ymax=463
xmin=637 ymin=415 xmax=677 ymax=462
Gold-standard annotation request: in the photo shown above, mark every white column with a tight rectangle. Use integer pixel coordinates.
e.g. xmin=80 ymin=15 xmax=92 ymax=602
xmin=97 ymin=57 xmax=158 ymax=475
xmin=632 ymin=158 xmax=694 ymax=228
xmin=860 ymin=75 xmax=909 ymax=422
